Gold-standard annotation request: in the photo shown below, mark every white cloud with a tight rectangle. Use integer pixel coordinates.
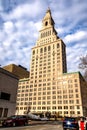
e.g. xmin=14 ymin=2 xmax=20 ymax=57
xmin=2 ymin=1 xmax=44 ymax=21
xmin=3 ymin=21 xmax=15 ymax=34
xmin=66 ymin=40 xmax=87 ymax=73
xmin=64 ymin=30 xmax=87 ymax=43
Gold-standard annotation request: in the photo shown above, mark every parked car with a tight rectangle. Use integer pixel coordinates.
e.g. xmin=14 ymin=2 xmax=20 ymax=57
xmin=63 ymin=117 xmax=79 ymax=130
xmin=2 ymin=115 xmax=28 ymax=127
xmin=40 ymin=117 xmax=49 ymax=121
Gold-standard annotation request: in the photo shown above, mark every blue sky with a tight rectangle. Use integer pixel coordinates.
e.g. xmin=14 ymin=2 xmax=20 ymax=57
xmin=0 ymin=0 xmax=87 ymax=73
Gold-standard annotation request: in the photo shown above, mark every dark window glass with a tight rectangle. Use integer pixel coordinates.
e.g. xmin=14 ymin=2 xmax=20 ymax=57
xmin=3 ymin=108 xmax=8 ymax=117
xmin=0 ymin=108 xmax=3 ymax=117
xmin=0 ymin=92 xmax=11 ymax=100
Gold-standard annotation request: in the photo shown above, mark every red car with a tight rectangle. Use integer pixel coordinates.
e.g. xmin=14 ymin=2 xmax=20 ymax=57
xmin=2 ymin=115 xmax=28 ymax=127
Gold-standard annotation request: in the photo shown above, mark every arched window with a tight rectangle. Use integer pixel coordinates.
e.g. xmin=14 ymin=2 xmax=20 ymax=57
xmin=45 ymin=21 xmax=48 ymax=26
xmin=48 ymin=31 xmax=49 ymax=36
xmin=48 ymin=46 xmax=51 ymax=51
xmin=50 ymin=30 xmax=51 ymax=35
xmin=44 ymin=32 xmax=45 ymax=37
xmin=53 ymin=44 xmax=54 ymax=49
xmin=40 ymin=48 xmax=43 ymax=53
xmin=57 ymin=43 xmax=59 ymax=48
xmin=46 ymin=32 xmax=47 ymax=36
xmin=44 ymin=47 xmax=46 ymax=52
xmin=33 ymin=50 xmax=35 ymax=55
xmin=41 ymin=33 xmax=42 ymax=38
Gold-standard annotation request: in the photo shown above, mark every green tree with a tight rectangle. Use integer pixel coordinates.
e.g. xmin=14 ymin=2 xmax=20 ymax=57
xmin=79 ymin=55 xmax=87 ymax=81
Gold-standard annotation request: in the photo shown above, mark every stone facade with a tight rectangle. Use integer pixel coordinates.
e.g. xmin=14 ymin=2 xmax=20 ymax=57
xmin=16 ymin=9 xmax=87 ymax=117
xmin=0 ymin=68 xmax=18 ymax=118
xmin=16 ymin=78 xmax=30 ymax=115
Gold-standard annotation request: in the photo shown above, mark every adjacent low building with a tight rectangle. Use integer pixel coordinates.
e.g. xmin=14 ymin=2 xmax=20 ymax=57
xmin=3 ymin=64 xmax=29 ymax=79
xmin=16 ymin=78 xmax=30 ymax=115
xmin=0 ymin=67 xmax=19 ymax=118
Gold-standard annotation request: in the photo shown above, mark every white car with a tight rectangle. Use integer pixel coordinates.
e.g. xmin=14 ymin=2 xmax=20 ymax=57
xmin=40 ymin=117 xmax=49 ymax=121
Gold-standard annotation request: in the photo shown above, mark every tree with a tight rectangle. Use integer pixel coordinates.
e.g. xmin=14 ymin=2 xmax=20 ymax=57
xmin=79 ymin=55 xmax=87 ymax=81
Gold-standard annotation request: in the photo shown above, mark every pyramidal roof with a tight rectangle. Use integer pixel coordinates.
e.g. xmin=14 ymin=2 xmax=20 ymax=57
xmin=42 ymin=8 xmax=55 ymax=24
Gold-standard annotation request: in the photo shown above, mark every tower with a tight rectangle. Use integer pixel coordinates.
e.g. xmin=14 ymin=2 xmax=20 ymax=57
xmin=29 ymin=8 xmax=67 ymax=114
xmin=16 ymin=9 xmax=87 ymax=117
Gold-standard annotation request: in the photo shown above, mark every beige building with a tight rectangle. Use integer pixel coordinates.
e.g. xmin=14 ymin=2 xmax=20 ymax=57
xmin=16 ymin=9 xmax=87 ymax=117
xmin=3 ymin=64 xmax=29 ymax=79
xmin=16 ymin=78 xmax=30 ymax=115
xmin=0 ymin=67 xmax=18 ymax=118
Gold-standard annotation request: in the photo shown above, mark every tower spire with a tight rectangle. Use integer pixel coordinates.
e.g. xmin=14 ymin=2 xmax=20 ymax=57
xmin=41 ymin=8 xmax=55 ymax=30
xmin=46 ymin=7 xmax=51 ymax=13
xmin=36 ymin=9 xmax=58 ymax=46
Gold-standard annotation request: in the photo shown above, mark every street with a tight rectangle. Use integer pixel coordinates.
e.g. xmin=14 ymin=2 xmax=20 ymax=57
xmin=0 ymin=121 xmax=63 ymax=130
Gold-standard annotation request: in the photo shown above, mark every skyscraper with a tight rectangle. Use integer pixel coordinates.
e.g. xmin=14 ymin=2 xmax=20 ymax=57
xmin=16 ymin=9 xmax=87 ymax=117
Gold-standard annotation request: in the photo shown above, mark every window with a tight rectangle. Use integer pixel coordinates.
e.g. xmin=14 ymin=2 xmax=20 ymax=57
xmin=20 ymin=107 xmax=23 ymax=110
xmin=70 ymin=111 xmax=75 ymax=114
xmin=68 ymin=80 xmax=72 ymax=83
xmin=33 ymin=50 xmax=35 ymax=55
xmin=63 ymin=100 xmax=68 ymax=104
xmin=74 ymin=79 xmax=77 ymax=82
xmin=77 ymin=111 xmax=80 ymax=114
xmin=53 ymin=96 xmax=56 ymax=99
xmin=48 ymin=46 xmax=51 ymax=51
xmin=63 ymin=95 xmax=67 ymax=98
xmin=70 ymin=106 xmax=74 ymax=109
xmin=3 ymin=108 xmax=8 ymax=117
xmin=58 ymin=106 xmax=62 ymax=109
xmin=42 ymin=107 xmax=46 ymax=110
xmin=69 ymin=94 xmax=73 ymax=98
xmin=47 ymin=96 xmax=51 ymax=99
xmin=58 ymin=100 xmax=62 ymax=104
xmin=42 ymin=101 xmax=46 ymax=105
xmin=64 ymin=106 xmax=68 ymax=109
xmin=77 ymin=106 xmax=80 ymax=109
xmin=64 ymin=111 xmax=68 ymax=114
xmin=76 ymin=94 xmax=79 ymax=98
xmin=57 ymin=43 xmax=59 ymax=48
xmin=0 ymin=92 xmax=10 ymax=101
xmin=69 ymin=100 xmax=74 ymax=104
xmin=53 ymin=101 xmax=56 ymax=104
xmin=52 ymin=106 xmax=56 ymax=109
xmin=44 ymin=47 xmax=46 ymax=52
xmin=45 ymin=21 xmax=48 ymax=26
xmin=75 ymin=84 xmax=78 ymax=87
xmin=0 ymin=108 xmax=3 ymax=117
xmin=76 ymin=100 xmax=79 ymax=104
xmin=40 ymin=48 xmax=43 ymax=53
xmin=75 ymin=89 xmax=78 ymax=92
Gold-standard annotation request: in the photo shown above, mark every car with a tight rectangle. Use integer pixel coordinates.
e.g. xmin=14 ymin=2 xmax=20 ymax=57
xmin=63 ymin=117 xmax=79 ymax=130
xmin=2 ymin=115 xmax=28 ymax=127
xmin=40 ymin=117 xmax=49 ymax=121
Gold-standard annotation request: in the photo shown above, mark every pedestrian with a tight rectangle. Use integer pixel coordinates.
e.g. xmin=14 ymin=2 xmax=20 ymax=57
xmin=78 ymin=117 xmax=85 ymax=130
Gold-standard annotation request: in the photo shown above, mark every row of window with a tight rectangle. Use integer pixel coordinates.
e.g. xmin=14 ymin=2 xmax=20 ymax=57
xmin=41 ymin=30 xmax=51 ymax=38
xmin=17 ymin=93 xmax=79 ymax=103
xmin=31 ymin=100 xmax=80 ymax=105
xmin=31 ymin=61 xmax=60 ymax=70
xmin=32 ymin=43 xmax=60 ymax=55
xmin=16 ymin=105 xmax=80 ymax=111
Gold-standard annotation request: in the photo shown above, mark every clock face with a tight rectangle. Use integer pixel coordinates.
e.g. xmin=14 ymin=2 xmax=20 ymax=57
xmin=45 ymin=21 xmax=48 ymax=26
